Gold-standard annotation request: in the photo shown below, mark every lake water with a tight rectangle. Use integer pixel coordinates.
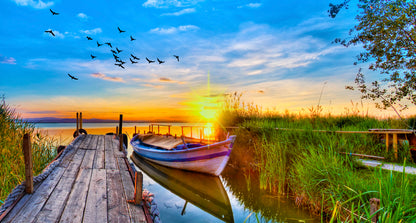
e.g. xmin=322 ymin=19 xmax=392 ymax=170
xmin=35 ymin=123 xmax=319 ymax=223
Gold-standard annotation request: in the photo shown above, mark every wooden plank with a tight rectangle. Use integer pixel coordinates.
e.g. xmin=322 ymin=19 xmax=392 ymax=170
xmin=5 ymin=167 xmax=66 ymax=222
xmin=83 ymin=169 xmax=107 ymax=223
xmin=34 ymin=149 xmax=86 ymax=222
xmin=79 ymin=134 xmax=93 ymax=150
xmin=119 ymin=169 xmax=146 ymax=223
xmin=105 ymin=135 xmax=117 ymax=170
xmin=107 ymin=169 xmax=130 ymax=223
xmin=113 ymin=136 xmax=126 ymax=158
xmin=59 ymin=168 xmax=93 ymax=223
xmin=85 ymin=134 xmax=99 ymax=150
xmin=60 ymin=135 xmax=86 ymax=167
xmin=93 ymin=135 xmax=105 ymax=169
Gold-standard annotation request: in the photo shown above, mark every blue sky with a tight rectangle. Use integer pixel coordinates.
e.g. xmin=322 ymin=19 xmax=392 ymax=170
xmin=0 ymin=0 xmax=411 ymax=121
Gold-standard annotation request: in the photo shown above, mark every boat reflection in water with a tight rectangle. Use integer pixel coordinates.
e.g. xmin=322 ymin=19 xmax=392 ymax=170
xmin=130 ymin=153 xmax=234 ymax=223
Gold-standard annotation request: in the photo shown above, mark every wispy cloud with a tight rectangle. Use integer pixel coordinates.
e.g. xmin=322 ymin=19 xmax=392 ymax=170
xmin=80 ymin=28 xmax=102 ymax=35
xmin=0 ymin=55 xmax=16 ymax=64
xmin=150 ymin=25 xmax=199 ymax=34
xmin=143 ymin=83 xmax=164 ymax=89
xmin=91 ymin=73 xmax=125 ymax=82
xmin=161 ymin=8 xmax=195 ymax=16
xmin=77 ymin=12 xmax=88 ymax=20
xmin=158 ymin=77 xmax=186 ymax=84
xmin=238 ymin=3 xmax=262 ymax=9
xmin=12 ymin=0 xmax=53 ymax=9
xmin=143 ymin=0 xmax=203 ymax=8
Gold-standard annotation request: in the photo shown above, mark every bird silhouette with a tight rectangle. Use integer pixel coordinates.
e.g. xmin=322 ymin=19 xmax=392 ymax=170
xmin=50 ymin=9 xmax=59 ymax=15
xmin=113 ymin=54 xmax=120 ymax=60
xmin=116 ymin=47 xmax=123 ymax=53
xmin=130 ymin=58 xmax=138 ymax=64
xmin=86 ymin=36 xmax=93 ymax=40
xmin=45 ymin=30 xmax=55 ymax=36
xmin=130 ymin=35 xmax=136 ymax=41
xmin=115 ymin=63 xmax=125 ymax=69
xmin=157 ymin=58 xmax=165 ymax=64
xmin=117 ymin=27 xmax=126 ymax=33
xmin=105 ymin=42 xmax=112 ymax=48
xmin=173 ymin=55 xmax=179 ymax=62
xmin=146 ymin=57 xmax=155 ymax=63
xmin=111 ymin=50 xmax=117 ymax=54
xmin=131 ymin=54 xmax=140 ymax=60
xmin=68 ymin=73 xmax=78 ymax=80
xmin=90 ymin=54 xmax=96 ymax=59
xmin=97 ymin=41 xmax=103 ymax=47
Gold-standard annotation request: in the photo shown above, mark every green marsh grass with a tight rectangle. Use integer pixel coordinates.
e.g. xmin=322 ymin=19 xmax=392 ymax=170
xmin=0 ymin=103 xmax=58 ymax=203
xmin=219 ymin=93 xmax=416 ymax=221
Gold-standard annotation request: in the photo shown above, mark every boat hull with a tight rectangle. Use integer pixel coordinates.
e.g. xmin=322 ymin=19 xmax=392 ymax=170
xmin=130 ymin=135 xmax=236 ymax=176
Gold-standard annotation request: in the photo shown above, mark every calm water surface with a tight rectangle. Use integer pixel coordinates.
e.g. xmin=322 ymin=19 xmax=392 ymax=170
xmin=35 ymin=123 xmax=319 ymax=223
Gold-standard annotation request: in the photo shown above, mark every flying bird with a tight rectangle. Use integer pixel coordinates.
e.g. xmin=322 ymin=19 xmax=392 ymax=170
xmin=67 ymin=73 xmax=78 ymax=80
xmin=111 ymin=50 xmax=117 ymax=54
xmin=130 ymin=35 xmax=136 ymax=41
xmin=86 ymin=36 xmax=93 ymax=40
xmin=117 ymin=27 xmax=126 ymax=33
xmin=105 ymin=42 xmax=112 ymax=48
xmin=115 ymin=63 xmax=125 ymax=69
xmin=131 ymin=54 xmax=139 ymax=60
xmin=97 ymin=41 xmax=103 ymax=47
xmin=130 ymin=58 xmax=138 ymax=64
xmin=157 ymin=58 xmax=165 ymax=64
xmin=116 ymin=47 xmax=123 ymax=53
xmin=146 ymin=57 xmax=155 ymax=63
xmin=113 ymin=54 xmax=119 ymax=60
xmin=50 ymin=9 xmax=59 ymax=15
xmin=45 ymin=30 xmax=55 ymax=36
xmin=90 ymin=54 xmax=96 ymax=59
xmin=173 ymin=55 xmax=179 ymax=62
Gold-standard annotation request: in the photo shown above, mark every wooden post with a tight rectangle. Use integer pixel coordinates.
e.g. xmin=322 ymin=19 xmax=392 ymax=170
xmin=386 ymin=133 xmax=389 ymax=153
xmin=190 ymin=127 xmax=193 ymax=138
xmin=134 ymin=172 xmax=143 ymax=205
xmin=158 ymin=125 xmax=160 ymax=135
xmin=76 ymin=112 xmax=79 ymax=132
xmin=23 ymin=133 xmax=33 ymax=194
xmin=80 ymin=112 xmax=83 ymax=129
xmin=148 ymin=125 xmax=150 ymax=133
xmin=393 ymin=133 xmax=398 ymax=159
xmin=116 ymin=126 xmax=118 ymax=135
xmin=134 ymin=126 xmax=137 ymax=135
xmin=119 ymin=114 xmax=123 ymax=151
xmin=181 ymin=126 xmax=184 ymax=136
xmin=168 ymin=126 xmax=171 ymax=135
xmin=370 ymin=198 xmax=380 ymax=223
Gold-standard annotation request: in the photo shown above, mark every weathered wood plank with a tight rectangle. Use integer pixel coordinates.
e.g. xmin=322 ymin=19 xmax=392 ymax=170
xmin=79 ymin=133 xmax=93 ymax=150
xmin=93 ymin=135 xmax=105 ymax=169
xmin=83 ymin=169 xmax=107 ymax=223
xmin=59 ymin=168 xmax=92 ymax=223
xmin=34 ymin=149 xmax=86 ymax=222
xmin=105 ymin=135 xmax=117 ymax=170
xmin=81 ymin=149 xmax=96 ymax=169
xmin=119 ymin=168 xmax=146 ymax=223
xmin=59 ymin=134 xmax=86 ymax=167
xmin=107 ymin=169 xmax=130 ymax=223
xmin=5 ymin=167 xmax=66 ymax=222
xmin=85 ymin=134 xmax=98 ymax=150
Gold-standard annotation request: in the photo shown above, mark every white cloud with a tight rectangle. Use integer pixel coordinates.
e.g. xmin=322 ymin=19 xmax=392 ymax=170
xmin=12 ymin=0 xmax=53 ymax=9
xmin=150 ymin=25 xmax=199 ymax=34
xmin=0 ymin=55 xmax=16 ymax=64
xmin=238 ymin=3 xmax=262 ymax=9
xmin=77 ymin=13 xmax=88 ymax=20
xmin=91 ymin=73 xmax=125 ymax=83
xmin=161 ymin=8 xmax=195 ymax=16
xmin=80 ymin=28 xmax=102 ymax=35
xmin=142 ymin=0 xmax=203 ymax=8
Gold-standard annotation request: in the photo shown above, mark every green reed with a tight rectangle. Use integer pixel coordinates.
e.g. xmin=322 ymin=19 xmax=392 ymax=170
xmin=0 ymin=103 xmax=58 ymax=203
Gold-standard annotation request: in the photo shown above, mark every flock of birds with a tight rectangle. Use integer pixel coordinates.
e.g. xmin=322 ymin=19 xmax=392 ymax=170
xmin=44 ymin=9 xmax=181 ymax=80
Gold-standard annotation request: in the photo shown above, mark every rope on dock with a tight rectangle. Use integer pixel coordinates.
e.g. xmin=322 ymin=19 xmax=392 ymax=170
xmin=0 ymin=135 xmax=85 ymax=216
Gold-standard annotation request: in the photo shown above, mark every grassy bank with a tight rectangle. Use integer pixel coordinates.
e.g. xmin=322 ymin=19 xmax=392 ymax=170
xmin=0 ymin=103 xmax=58 ymax=203
xmin=220 ymin=94 xmax=416 ymax=222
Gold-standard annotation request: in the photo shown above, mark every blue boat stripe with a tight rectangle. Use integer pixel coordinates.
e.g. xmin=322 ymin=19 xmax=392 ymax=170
xmin=138 ymin=150 xmax=231 ymax=162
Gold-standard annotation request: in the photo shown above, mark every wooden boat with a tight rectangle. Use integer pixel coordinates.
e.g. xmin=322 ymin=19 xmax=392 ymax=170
xmin=130 ymin=154 xmax=234 ymax=223
xmin=130 ymin=133 xmax=236 ymax=176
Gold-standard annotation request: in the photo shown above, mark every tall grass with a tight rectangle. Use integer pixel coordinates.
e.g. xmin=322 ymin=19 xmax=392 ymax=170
xmin=219 ymin=93 xmax=416 ymax=222
xmin=0 ymin=103 xmax=58 ymax=203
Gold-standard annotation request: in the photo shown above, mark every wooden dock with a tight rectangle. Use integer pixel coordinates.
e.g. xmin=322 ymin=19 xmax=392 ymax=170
xmin=0 ymin=134 xmax=147 ymax=223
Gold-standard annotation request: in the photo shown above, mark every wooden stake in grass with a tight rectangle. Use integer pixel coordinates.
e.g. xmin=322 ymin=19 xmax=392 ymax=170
xmin=23 ymin=133 xmax=33 ymax=194
xmin=370 ymin=198 xmax=380 ymax=223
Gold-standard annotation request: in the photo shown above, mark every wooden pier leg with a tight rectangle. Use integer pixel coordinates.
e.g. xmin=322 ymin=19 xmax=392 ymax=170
xmin=158 ymin=125 xmax=160 ymax=135
xmin=134 ymin=172 xmax=143 ymax=205
xmin=190 ymin=127 xmax=193 ymax=138
xmin=370 ymin=198 xmax=380 ymax=223
xmin=386 ymin=133 xmax=389 ymax=153
xmin=134 ymin=126 xmax=137 ymax=135
xmin=23 ymin=133 xmax=33 ymax=194
xmin=80 ymin=112 xmax=83 ymax=129
xmin=116 ymin=126 xmax=118 ymax=135
xmin=76 ymin=112 xmax=79 ymax=132
xmin=168 ymin=126 xmax=171 ymax=135
xmin=181 ymin=126 xmax=184 ymax=137
xmin=393 ymin=133 xmax=398 ymax=160
xmin=119 ymin=134 xmax=123 ymax=151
